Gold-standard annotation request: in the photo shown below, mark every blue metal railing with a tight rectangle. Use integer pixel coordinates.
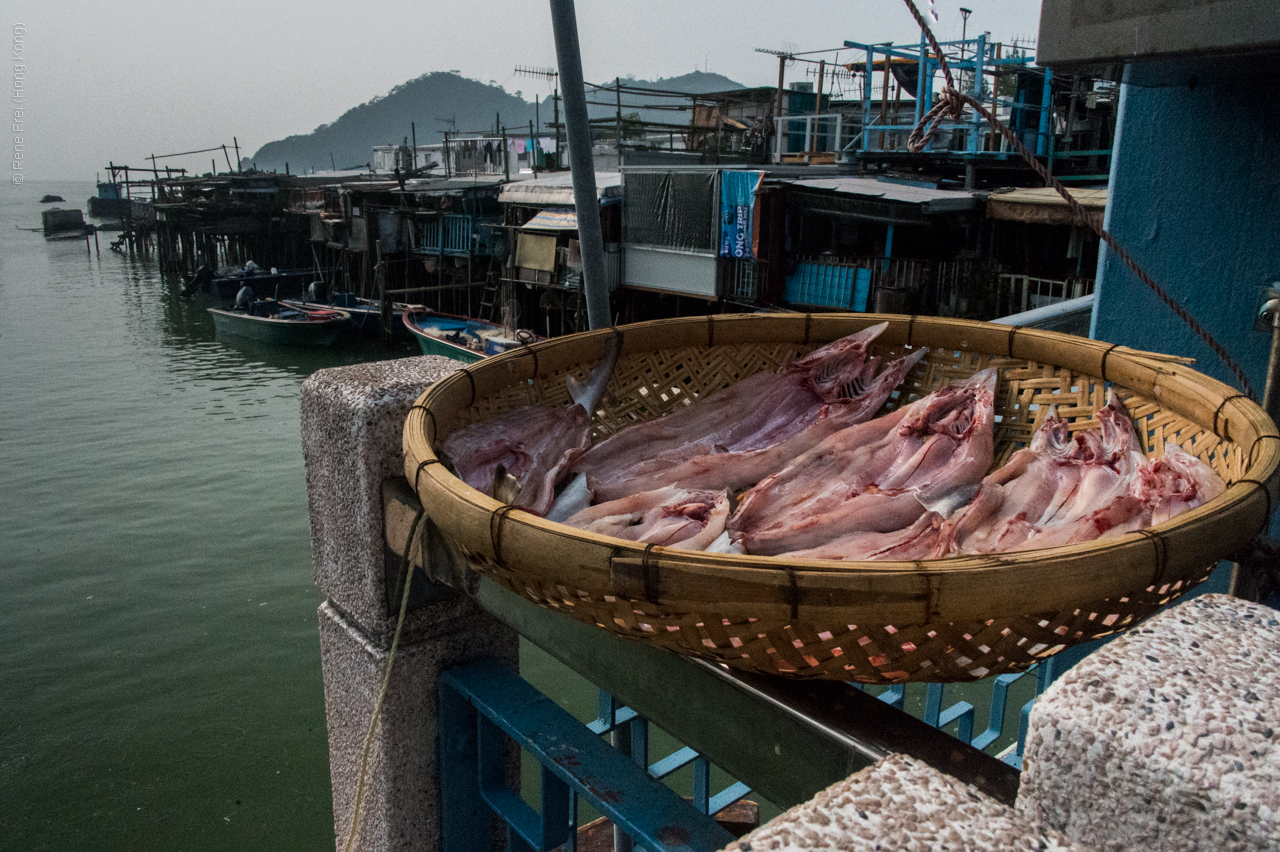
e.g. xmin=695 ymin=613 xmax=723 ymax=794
xmin=863 ymin=665 xmax=1050 ymax=769
xmin=420 ymin=214 xmax=500 ymax=256
xmin=442 ymin=659 xmax=741 ymax=852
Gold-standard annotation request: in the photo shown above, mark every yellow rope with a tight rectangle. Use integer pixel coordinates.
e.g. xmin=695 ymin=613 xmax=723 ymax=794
xmin=341 ymin=508 xmax=425 ymax=852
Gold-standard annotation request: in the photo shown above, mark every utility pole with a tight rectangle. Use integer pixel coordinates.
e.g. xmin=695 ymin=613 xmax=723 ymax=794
xmin=756 ymin=48 xmax=793 ymax=163
xmin=549 ymin=0 xmax=610 ymax=330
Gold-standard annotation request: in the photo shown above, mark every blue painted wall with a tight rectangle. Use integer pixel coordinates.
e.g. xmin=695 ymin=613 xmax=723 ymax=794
xmin=1089 ymin=57 xmax=1280 ymax=607
xmin=1091 ymin=63 xmax=1280 ymax=391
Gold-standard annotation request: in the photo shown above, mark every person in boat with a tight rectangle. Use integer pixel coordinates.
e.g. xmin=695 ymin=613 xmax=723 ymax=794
xmin=234 ymin=285 xmax=254 ymax=312
xmin=180 ymin=264 xmax=214 ymax=298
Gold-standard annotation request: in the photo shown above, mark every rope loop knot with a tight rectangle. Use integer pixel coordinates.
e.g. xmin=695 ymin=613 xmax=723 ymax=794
xmin=908 ymin=84 xmax=967 ymax=153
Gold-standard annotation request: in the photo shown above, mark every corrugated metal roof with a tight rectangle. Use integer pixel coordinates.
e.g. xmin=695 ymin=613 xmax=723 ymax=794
xmin=498 ymin=172 xmax=623 ymax=206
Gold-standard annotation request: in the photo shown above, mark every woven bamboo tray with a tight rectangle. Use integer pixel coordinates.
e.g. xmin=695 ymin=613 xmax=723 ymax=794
xmin=403 ymin=314 xmax=1280 ymax=683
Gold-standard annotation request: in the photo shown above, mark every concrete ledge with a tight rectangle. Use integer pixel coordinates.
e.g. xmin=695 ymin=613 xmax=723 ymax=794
xmin=319 ymin=600 xmax=517 ymax=852
xmin=301 ymin=355 xmax=460 ymax=635
xmin=1018 ymin=594 xmax=1280 ymax=852
xmin=721 ymin=753 xmax=1088 ymax=851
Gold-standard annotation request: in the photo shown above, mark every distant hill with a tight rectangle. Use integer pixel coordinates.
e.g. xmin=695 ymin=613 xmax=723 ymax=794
xmin=247 ymin=70 xmax=744 ymax=173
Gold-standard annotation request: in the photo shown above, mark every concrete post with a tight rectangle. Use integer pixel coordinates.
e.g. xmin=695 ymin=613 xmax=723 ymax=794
xmin=301 ymin=355 xmax=519 ymax=852
xmin=1018 ymin=594 xmax=1280 ymax=851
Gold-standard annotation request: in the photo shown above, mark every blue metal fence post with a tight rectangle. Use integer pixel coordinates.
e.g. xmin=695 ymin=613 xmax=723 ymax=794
xmin=915 ymin=33 xmax=927 ymax=133
xmin=968 ymin=34 xmax=986 ymax=156
xmin=439 ymin=677 xmax=493 ymax=852
xmin=863 ymin=44 xmax=874 ymax=154
xmin=1036 ymin=68 xmax=1053 ymax=157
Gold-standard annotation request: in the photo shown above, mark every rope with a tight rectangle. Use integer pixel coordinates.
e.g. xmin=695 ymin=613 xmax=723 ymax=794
xmin=899 ymin=0 xmax=1255 ymax=400
xmin=341 ymin=507 xmax=425 ymax=852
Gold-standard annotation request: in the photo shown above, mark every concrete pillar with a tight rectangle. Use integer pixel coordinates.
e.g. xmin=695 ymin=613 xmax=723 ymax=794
xmin=301 ymin=356 xmax=520 ymax=852
xmin=1018 ymin=594 xmax=1280 ymax=851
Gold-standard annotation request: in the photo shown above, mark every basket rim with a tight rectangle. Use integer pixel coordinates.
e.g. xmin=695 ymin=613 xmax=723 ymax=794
xmin=403 ymin=313 xmax=1280 ymax=624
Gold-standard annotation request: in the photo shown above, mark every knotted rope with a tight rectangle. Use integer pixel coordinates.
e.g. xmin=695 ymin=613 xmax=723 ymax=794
xmin=900 ymin=0 xmax=1254 ymax=400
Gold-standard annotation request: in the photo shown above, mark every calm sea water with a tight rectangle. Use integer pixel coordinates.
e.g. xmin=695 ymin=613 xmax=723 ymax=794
xmin=0 ymin=181 xmax=413 ymax=851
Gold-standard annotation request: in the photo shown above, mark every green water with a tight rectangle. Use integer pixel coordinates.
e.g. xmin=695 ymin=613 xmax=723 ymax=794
xmin=0 ymin=182 xmax=404 ymax=850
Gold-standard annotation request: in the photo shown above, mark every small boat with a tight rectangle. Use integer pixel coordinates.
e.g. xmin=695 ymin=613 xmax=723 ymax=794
xmin=402 ymin=308 xmax=537 ymax=362
xmin=197 ymin=265 xmax=332 ymax=299
xmin=208 ymin=299 xmax=351 ymax=347
xmin=282 ymin=292 xmax=413 ymax=339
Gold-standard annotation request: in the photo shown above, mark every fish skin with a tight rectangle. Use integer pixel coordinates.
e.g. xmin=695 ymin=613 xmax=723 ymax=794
xmin=562 ymin=485 xmax=730 ymax=550
xmin=572 ymin=323 xmax=895 ymax=490
xmin=778 ymin=511 xmax=948 ymax=561
xmin=441 ymin=337 xmax=621 ymax=516
xmin=442 ymin=403 xmax=591 ymax=516
xmin=730 ymin=369 xmax=996 ymax=556
xmin=584 ymin=347 xmax=929 ymax=502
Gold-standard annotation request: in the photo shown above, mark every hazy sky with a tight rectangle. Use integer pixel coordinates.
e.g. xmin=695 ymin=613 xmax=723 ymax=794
xmin=8 ymin=1 xmax=1041 ymax=182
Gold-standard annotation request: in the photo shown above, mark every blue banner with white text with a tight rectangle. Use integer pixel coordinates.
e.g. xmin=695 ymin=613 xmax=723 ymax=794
xmin=719 ymin=171 xmax=764 ymax=259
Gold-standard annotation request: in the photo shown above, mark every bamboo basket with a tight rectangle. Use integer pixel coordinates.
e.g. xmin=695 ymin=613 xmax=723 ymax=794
xmin=402 ymin=314 xmax=1280 ymax=683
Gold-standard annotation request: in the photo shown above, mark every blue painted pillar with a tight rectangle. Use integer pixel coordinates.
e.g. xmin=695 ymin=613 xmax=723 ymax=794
xmin=1090 ymin=62 xmax=1280 ymax=396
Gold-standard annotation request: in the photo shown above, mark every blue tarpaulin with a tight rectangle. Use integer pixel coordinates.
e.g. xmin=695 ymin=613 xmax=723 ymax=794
xmin=719 ymin=171 xmax=764 ymax=259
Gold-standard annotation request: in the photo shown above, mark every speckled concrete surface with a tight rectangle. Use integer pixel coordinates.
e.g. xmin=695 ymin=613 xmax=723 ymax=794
xmin=305 ymin=355 xmax=519 ymax=852
xmin=319 ymin=602 xmax=517 ymax=852
xmin=301 ymin=355 xmax=460 ymax=635
xmin=1018 ymin=593 xmax=1280 ymax=852
xmin=722 ymin=753 xmax=1089 ymax=851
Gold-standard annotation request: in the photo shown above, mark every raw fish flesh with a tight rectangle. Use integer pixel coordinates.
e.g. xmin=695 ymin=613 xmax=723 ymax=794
xmin=941 ymin=393 xmax=1148 ymax=554
xmin=778 ymin=511 xmax=947 ymax=561
xmin=573 ymin=323 xmax=893 ymax=484
xmin=441 ymin=336 xmax=620 ymax=515
xmin=1134 ymin=442 xmax=1226 ymax=525
xmin=576 ymin=323 xmax=929 ymax=501
xmin=729 ymin=369 xmax=997 ymax=556
xmin=926 ymin=397 xmax=1226 ymax=557
xmin=562 ymin=485 xmax=730 ymax=551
